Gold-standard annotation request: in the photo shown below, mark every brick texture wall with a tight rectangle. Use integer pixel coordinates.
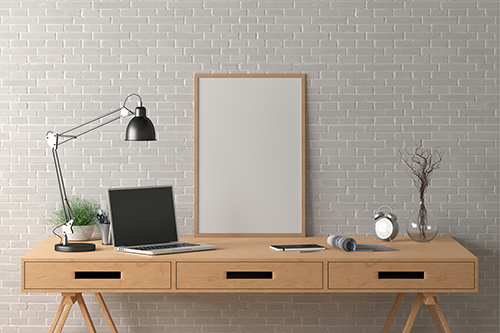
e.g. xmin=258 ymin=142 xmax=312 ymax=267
xmin=1 ymin=0 xmax=498 ymax=332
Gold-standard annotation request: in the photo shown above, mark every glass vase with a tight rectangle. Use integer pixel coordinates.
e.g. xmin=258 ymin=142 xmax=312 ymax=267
xmin=407 ymin=201 xmax=438 ymax=243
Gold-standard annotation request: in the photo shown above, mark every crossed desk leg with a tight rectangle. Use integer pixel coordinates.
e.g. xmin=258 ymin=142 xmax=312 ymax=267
xmin=48 ymin=292 xmax=450 ymax=333
xmin=48 ymin=293 xmax=118 ymax=333
xmin=382 ymin=293 xmax=451 ymax=333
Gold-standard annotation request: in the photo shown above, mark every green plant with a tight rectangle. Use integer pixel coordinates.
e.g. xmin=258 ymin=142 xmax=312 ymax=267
xmin=50 ymin=197 xmax=100 ymax=226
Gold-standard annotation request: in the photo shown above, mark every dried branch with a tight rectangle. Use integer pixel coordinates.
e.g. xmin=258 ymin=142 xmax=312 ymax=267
xmin=398 ymin=141 xmax=444 ymax=203
xmin=398 ymin=141 xmax=444 ymax=241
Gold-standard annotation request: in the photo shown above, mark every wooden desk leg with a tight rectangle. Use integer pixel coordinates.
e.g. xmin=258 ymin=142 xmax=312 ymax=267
xmin=427 ymin=295 xmax=452 ymax=333
xmin=95 ymin=293 xmax=119 ymax=333
xmin=48 ymin=293 xmax=97 ymax=333
xmin=427 ymin=305 xmax=444 ymax=333
xmin=423 ymin=294 xmax=444 ymax=333
xmin=48 ymin=293 xmax=77 ymax=333
xmin=398 ymin=293 xmax=452 ymax=333
xmin=402 ymin=293 xmax=424 ymax=333
xmin=382 ymin=293 xmax=405 ymax=333
xmin=75 ymin=294 xmax=97 ymax=333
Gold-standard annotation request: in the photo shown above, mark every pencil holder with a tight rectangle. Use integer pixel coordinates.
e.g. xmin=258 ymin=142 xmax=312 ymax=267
xmin=100 ymin=223 xmax=111 ymax=245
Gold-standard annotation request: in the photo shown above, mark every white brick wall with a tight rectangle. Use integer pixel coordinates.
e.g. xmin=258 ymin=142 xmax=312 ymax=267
xmin=1 ymin=0 xmax=498 ymax=332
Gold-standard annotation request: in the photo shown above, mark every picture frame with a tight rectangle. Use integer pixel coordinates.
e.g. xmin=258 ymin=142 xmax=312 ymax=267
xmin=194 ymin=74 xmax=306 ymax=236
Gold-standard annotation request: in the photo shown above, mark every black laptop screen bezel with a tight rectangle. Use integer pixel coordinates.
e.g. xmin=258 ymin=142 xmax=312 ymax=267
xmin=108 ymin=186 xmax=179 ymax=247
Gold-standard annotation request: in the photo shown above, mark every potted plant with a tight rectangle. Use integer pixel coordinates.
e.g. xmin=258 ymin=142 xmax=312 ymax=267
xmin=49 ymin=197 xmax=100 ymax=241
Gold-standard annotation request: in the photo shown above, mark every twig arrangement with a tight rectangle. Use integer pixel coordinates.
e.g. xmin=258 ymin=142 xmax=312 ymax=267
xmin=398 ymin=141 xmax=444 ymax=240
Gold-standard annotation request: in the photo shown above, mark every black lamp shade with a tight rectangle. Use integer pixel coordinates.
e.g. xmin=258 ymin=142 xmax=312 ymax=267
xmin=125 ymin=106 xmax=156 ymax=141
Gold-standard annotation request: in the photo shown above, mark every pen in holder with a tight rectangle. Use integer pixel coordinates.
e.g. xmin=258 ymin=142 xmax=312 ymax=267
xmin=98 ymin=210 xmax=112 ymax=245
xmin=100 ymin=223 xmax=111 ymax=245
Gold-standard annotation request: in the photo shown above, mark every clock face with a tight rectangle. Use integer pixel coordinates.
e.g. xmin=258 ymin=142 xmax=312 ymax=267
xmin=375 ymin=218 xmax=394 ymax=239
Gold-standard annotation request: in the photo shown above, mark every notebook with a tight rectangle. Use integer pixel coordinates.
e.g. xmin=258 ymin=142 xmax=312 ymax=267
xmin=108 ymin=185 xmax=217 ymax=255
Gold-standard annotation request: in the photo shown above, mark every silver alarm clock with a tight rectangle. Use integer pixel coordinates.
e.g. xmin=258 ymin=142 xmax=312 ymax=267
xmin=374 ymin=205 xmax=399 ymax=241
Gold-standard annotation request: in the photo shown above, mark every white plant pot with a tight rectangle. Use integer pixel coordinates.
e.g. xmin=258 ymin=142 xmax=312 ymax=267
xmin=66 ymin=225 xmax=95 ymax=241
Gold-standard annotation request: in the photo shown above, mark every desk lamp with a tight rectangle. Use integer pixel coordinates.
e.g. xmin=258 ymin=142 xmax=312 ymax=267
xmin=46 ymin=93 xmax=156 ymax=252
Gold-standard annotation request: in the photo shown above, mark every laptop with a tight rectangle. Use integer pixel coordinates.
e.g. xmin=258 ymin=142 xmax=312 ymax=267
xmin=108 ymin=185 xmax=217 ymax=255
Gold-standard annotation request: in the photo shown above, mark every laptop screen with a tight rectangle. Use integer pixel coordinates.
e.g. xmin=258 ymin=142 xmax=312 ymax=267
xmin=108 ymin=186 xmax=179 ymax=247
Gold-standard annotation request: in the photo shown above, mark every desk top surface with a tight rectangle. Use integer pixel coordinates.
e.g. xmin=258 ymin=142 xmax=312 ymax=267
xmin=23 ymin=236 xmax=477 ymax=262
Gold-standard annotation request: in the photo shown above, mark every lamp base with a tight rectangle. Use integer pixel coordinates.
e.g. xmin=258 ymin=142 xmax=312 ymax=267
xmin=55 ymin=243 xmax=96 ymax=252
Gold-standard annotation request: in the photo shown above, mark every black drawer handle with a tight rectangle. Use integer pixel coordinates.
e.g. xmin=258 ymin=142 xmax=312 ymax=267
xmin=75 ymin=272 xmax=121 ymax=279
xmin=226 ymin=271 xmax=273 ymax=279
xmin=378 ymin=271 xmax=424 ymax=279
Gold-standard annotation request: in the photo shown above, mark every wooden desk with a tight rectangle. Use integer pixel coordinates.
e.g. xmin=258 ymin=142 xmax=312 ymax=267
xmin=21 ymin=236 xmax=478 ymax=333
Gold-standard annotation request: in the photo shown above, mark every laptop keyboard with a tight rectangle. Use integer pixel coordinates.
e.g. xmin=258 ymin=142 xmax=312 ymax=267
xmin=131 ymin=243 xmax=201 ymax=251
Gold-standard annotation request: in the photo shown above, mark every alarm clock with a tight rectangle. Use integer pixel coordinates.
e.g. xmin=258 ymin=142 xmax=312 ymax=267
xmin=374 ymin=205 xmax=399 ymax=241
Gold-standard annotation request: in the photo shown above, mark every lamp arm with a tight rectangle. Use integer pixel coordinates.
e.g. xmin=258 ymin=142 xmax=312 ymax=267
xmin=46 ymin=106 xmax=132 ymax=149
xmin=46 ymin=93 xmax=143 ymax=149
xmin=56 ymin=112 xmax=123 ymax=146
xmin=46 ymin=107 xmax=128 ymax=229
xmin=59 ymin=107 xmax=124 ymax=135
xmin=51 ymin=148 xmax=74 ymax=221
xmin=46 ymin=93 xmax=152 ymax=249
xmin=51 ymin=147 xmax=75 ymax=244
xmin=45 ymin=93 xmax=144 ymax=243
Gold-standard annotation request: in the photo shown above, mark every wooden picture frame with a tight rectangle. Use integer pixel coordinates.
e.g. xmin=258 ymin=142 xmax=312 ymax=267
xmin=194 ymin=74 xmax=306 ymax=236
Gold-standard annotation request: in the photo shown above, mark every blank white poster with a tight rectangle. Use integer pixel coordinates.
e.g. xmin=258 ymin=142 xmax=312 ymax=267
xmin=195 ymin=75 xmax=305 ymax=235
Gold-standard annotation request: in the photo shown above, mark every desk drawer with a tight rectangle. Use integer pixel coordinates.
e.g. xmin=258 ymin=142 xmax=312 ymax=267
xmin=328 ymin=261 xmax=476 ymax=291
xmin=23 ymin=262 xmax=171 ymax=291
xmin=177 ymin=262 xmax=323 ymax=290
